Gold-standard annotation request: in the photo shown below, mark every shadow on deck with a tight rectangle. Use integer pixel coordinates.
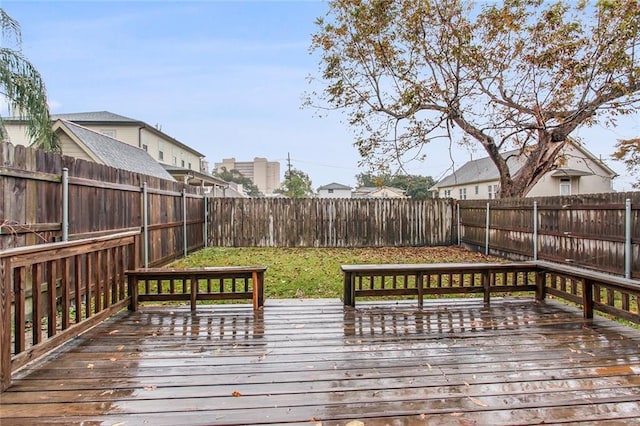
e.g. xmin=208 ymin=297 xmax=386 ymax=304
xmin=2 ymin=297 xmax=640 ymax=425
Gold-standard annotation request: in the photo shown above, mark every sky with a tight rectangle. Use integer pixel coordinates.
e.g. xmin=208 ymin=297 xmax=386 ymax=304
xmin=2 ymin=0 xmax=639 ymax=191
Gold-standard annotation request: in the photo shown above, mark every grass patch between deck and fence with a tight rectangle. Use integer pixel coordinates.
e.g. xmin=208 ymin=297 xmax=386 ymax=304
xmin=169 ymin=246 xmax=502 ymax=299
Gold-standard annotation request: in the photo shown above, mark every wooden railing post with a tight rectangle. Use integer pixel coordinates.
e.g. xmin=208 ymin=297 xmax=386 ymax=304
xmin=1 ymin=257 xmax=12 ymax=391
xmin=535 ymin=270 xmax=546 ymax=302
xmin=583 ymin=279 xmax=594 ymax=320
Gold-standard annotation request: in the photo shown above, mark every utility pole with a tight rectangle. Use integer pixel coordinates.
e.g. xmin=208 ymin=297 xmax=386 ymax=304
xmin=287 ymin=152 xmax=292 ymax=183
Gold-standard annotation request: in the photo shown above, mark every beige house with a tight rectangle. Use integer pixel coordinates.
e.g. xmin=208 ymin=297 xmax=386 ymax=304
xmin=3 ymin=111 xmax=231 ymax=190
xmin=352 ymin=186 xmax=408 ymax=198
xmin=214 ymin=157 xmax=280 ymax=195
xmin=430 ymin=139 xmax=617 ymax=200
xmin=4 ymin=111 xmax=205 ymax=172
xmin=51 ymin=119 xmax=175 ymax=180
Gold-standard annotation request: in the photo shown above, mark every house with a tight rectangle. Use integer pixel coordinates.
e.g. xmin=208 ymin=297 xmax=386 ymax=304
xmin=214 ymin=157 xmax=280 ymax=195
xmin=352 ymin=186 xmax=408 ymax=198
xmin=51 ymin=119 xmax=174 ymax=180
xmin=4 ymin=111 xmax=230 ymax=191
xmin=430 ymin=139 xmax=617 ymax=199
xmin=317 ymin=182 xmax=352 ymax=198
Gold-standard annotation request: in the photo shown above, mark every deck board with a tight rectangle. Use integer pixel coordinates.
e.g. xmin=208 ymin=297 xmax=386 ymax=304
xmin=2 ymin=298 xmax=640 ymax=425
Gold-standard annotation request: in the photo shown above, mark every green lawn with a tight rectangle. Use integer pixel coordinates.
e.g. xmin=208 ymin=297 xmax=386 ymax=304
xmin=170 ymin=245 xmax=499 ymax=299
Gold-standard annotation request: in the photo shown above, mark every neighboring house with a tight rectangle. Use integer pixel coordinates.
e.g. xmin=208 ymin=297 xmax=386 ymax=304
xmin=4 ymin=111 xmax=233 ymax=191
xmin=3 ymin=110 xmax=205 ymax=172
xmin=430 ymin=139 xmax=617 ymax=200
xmin=317 ymin=182 xmax=352 ymax=198
xmin=52 ymin=119 xmax=174 ymax=180
xmin=352 ymin=186 xmax=408 ymax=198
xmin=214 ymin=157 xmax=280 ymax=195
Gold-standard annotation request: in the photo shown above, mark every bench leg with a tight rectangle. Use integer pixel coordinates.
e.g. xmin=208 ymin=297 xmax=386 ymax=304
xmin=190 ymin=276 xmax=197 ymax=313
xmin=252 ymin=271 xmax=264 ymax=310
xmin=128 ymin=276 xmax=138 ymax=312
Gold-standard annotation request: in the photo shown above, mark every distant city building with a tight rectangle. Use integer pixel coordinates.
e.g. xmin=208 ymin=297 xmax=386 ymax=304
xmin=215 ymin=157 xmax=280 ymax=195
xmin=317 ymin=182 xmax=352 ymax=198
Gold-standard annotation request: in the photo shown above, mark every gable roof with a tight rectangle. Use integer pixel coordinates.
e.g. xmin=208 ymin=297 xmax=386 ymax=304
xmin=54 ymin=120 xmax=175 ymax=181
xmin=432 ymin=139 xmax=617 ymax=189
xmin=51 ymin=110 xmax=205 ymax=158
xmin=317 ymin=182 xmax=352 ymax=191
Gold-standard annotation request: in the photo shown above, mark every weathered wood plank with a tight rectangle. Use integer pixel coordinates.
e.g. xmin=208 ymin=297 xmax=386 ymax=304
xmin=2 ymin=299 xmax=640 ymax=424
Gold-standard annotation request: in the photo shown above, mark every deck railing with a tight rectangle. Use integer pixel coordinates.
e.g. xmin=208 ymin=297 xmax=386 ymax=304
xmin=0 ymin=231 xmax=139 ymax=391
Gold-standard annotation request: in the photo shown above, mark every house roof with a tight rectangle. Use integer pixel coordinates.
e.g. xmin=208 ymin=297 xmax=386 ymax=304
xmin=51 ymin=111 xmax=205 ymax=158
xmin=431 ymin=139 xmax=617 ymax=190
xmin=55 ymin=120 xmax=175 ymax=181
xmin=352 ymin=186 xmax=406 ymax=198
xmin=317 ymin=182 xmax=352 ymax=191
xmin=162 ymin=164 xmax=229 ymax=187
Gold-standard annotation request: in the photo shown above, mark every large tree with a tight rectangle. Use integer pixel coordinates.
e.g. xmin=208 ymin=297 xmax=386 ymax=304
xmin=275 ymin=168 xmax=315 ymax=198
xmin=0 ymin=8 xmax=55 ymax=150
xmin=612 ymin=138 xmax=640 ymax=189
xmin=310 ymin=0 xmax=640 ymax=197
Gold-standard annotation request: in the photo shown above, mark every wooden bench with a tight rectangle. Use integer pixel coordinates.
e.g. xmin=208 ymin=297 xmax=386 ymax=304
xmin=341 ymin=262 xmax=541 ymax=308
xmin=342 ymin=261 xmax=640 ymax=323
xmin=126 ymin=266 xmax=266 ymax=312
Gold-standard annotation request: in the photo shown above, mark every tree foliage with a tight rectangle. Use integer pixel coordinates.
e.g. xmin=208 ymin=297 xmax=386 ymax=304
xmin=612 ymin=138 xmax=640 ymax=189
xmin=214 ymin=167 xmax=263 ymax=197
xmin=310 ymin=0 xmax=640 ymax=197
xmin=356 ymin=172 xmax=435 ymax=199
xmin=275 ymin=168 xmax=314 ymax=198
xmin=0 ymin=8 xmax=56 ymax=150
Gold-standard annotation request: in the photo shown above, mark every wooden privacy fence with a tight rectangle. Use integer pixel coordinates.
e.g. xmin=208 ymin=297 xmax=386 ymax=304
xmin=0 ymin=143 xmax=205 ymax=266
xmin=208 ymin=197 xmax=455 ymax=247
xmin=458 ymin=193 xmax=640 ymax=279
xmin=0 ymin=231 xmax=139 ymax=391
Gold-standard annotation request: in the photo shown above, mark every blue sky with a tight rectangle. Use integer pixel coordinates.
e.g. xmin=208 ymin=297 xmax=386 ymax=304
xmin=2 ymin=0 xmax=639 ymax=190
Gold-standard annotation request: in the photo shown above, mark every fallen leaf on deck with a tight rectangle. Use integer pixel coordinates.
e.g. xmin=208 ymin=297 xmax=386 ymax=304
xmin=108 ymin=330 xmax=119 ymax=335
xmin=116 ymin=345 xmax=124 ymax=351
xmin=295 ymin=324 xmax=305 ymax=329
xmin=109 ymin=358 xmax=117 ymax=362
xmin=86 ymin=363 xmax=94 ymax=369
xmin=143 ymin=385 xmax=157 ymax=391
xmin=232 ymin=391 xmax=242 ymax=397
xmin=468 ymin=396 xmax=487 ymax=407
xmin=346 ymin=422 xmax=364 ymax=426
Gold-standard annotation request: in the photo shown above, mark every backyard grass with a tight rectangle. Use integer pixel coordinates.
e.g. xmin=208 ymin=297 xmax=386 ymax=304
xmin=169 ymin=245 xmax=502 ymax=299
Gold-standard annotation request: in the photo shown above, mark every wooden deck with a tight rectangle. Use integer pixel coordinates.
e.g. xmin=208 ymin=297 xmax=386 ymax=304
xmin=2 ymin=298 xmax=640 ymax=425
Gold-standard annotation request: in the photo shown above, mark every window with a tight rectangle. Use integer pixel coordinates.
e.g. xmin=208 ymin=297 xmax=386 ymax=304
xmin=488 ymin=184 xmax=498 ymax=199
xmin=459 ymin=188 xmax=467 ymax=200
xmin=181 ymin=160 xmax=185 ymax=167
xmin=443 ymin=189 xmax=451 ymax=198
xmin=474 ymin=185 xmax=479 ymax=195
xmin=100 ymin=129 xmax=116 ymax=138
xmin=328 ymin=189 xmax=334 ymax=193
xmin=188 ymin=162 xmax=192 ymax=170
xmin=560 ymin=178 xmax=571 ymax=196
xmin=158 ymin=150 xmax=164 ymax=161
xmin=142 ymin=144 xmax=148 ymax=152
xmin=173 ymin=156 xmax=177 ymax=165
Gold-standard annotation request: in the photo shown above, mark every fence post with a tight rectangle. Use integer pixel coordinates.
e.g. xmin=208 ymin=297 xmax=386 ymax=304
xmin=61 ymin=168 xmax=69 ymax=241
xmin=625 ymin=198 xmax=632 ymax=279
xmin=204 ymin=195 xmax=208 ymax=248
xmin=183 ymin=189 xmax=188 ymax=258
xmin=457 ymin=202 xmax=461 ymax=246
xmin=533 ymin=201 xmax=538 ymax=261
xmin=0 ymin=257 xmax=12 ymax=391
xmin=143 ymin=182 xmax=149 ymax=268
xmin=485 ymin=202 xmax=490 ymax=255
